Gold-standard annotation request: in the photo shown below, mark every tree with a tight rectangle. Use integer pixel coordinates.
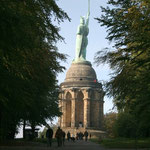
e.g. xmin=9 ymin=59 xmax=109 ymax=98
xmin=95 ymin=0 xmax=150 ymax=137
xmin=0 ymin=0 xmax=69 ymax=140
xmin=104 ymin=112 xmax=117 ymax=137
xmin=114 ymin=112 xmax=138 ymax=138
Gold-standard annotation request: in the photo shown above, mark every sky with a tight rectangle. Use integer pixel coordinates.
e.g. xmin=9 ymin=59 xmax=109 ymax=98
xmin=16 ymin=0 xmax=114 ymax=138
xmin=56 ymin=0 xmax=114 ymax=114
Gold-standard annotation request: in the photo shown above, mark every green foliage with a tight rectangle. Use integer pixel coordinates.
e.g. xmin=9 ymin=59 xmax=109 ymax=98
xmin=95 ymin=0 xmax=150 ymax=138
xmin=103 ymin=112 xmax=117 ymax=137
xmin=100 ymin=138 xmax=150 ymax=148
xmin=113 ymin=112 xmax=137 ymax=138
xmin=0 ymin=0 xmax=69 ymax=140
xmin=104 ymin=112 xmax=137 ymax=138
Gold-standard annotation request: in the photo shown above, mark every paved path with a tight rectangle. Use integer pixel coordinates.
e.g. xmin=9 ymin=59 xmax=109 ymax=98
xmin=56 ymin=140 xmax=105 ymax=150
xmin=0 ymin=140 xmax=105 ymax=150
xmin=0 ymin=140 xmax=137 ymax=150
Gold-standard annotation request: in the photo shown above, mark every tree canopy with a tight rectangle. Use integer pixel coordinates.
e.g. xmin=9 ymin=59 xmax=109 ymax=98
xmin=0 ymin=0 xmax=69 ymax=140
xmin=95 ymin=0 xmax=150 ymax=137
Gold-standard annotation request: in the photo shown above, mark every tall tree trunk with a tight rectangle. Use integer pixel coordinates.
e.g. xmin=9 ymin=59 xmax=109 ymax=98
xmin=23 ymin=120 xmax=26 ymax=139
xmin=31 ymin=121 xmax=36 ymax=140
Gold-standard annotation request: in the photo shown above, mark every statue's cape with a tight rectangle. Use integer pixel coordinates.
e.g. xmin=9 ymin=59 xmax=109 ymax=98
xmin=76 ymin=35 xmax=83 ymax=58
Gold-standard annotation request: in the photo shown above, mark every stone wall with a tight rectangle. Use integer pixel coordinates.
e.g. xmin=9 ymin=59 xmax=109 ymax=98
xmin=59 ymin=88 xmax=104 ymax=129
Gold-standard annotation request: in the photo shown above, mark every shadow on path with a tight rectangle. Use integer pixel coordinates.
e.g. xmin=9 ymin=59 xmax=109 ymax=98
xmin=0 ymin=140 xmax=135 ymax=150
xmin=0 ymin=140 xmax=104 ymax=150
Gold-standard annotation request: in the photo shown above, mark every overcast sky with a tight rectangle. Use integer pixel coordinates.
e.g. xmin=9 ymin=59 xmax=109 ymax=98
xmin=56 ymin=0 xmax=114 ymax=114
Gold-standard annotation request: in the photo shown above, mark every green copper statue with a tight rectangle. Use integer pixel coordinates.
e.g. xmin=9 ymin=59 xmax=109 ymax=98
xmin=74 ymin=0 xmax=90 ymax=62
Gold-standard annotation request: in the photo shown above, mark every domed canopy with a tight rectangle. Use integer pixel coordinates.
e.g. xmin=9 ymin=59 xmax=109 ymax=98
xmin=60 ymin=62 xmax=101 ymax=88
xmin=65 ymin=62 xmax=97 ymax=82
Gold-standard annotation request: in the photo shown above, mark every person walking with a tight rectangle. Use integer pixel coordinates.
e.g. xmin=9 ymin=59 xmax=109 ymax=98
xmin=79 ymin=132 xmax=82 ymax=140
xmin=67 ymin=131 xmax=71 ymax=141
xmin=62 ymin=131 xmax=66 ymax=146
xmin=76 ymin=132 xmax=79 ymax=140
xmin=89 ymin=133 xmax=92 ymax=139
xmin=55 ymin=127 xmax=63 ymax=147
xmin=80 ymin=132 xmax=84 ymax=140
xmin=46 ymin=126 xmax=53 ymax=147
xmin=71 ymin=133 xmax=75 ymax=142
xmin=84 ymin=130 xmax=88 ymax=141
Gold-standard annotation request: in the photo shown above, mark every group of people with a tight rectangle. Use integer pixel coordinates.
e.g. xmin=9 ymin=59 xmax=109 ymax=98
xmin=46 ymin=126 xmax=65 ymax=147
xmin=46 ymin=126 xmax=91 ymax=147
xmin=66 ymin=131 xmax=91 ymax=141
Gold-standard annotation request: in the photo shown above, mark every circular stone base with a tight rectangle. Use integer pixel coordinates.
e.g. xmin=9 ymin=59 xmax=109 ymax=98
xmin=72 ymin=59 xmax=91 ymax=65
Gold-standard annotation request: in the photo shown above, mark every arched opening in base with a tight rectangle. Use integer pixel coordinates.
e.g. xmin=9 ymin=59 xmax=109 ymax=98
xmin=75 ymin=91 xmax=84 ymax=127
xmin=66 ymin=92 xmax=72 ymax=127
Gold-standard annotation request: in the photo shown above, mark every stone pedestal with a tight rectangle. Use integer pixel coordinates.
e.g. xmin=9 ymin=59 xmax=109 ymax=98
xmin=59 ymin=62 xmax=105 ymax=136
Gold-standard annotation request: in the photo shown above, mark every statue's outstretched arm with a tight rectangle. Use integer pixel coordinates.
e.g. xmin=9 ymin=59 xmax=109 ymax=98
xmin=86 ymin=0 xmax=90 ymax=26
xmin=88 ymin=0 xmax=90 ymax=16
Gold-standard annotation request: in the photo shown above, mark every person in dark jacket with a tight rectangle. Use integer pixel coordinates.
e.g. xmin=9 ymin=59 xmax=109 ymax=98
xmin=84 ymin=131 xmax=88 ymax=141
xmin=62 ymin=131 xmax=66 ymax=146
xmin=46 ymin=126 xmax=53 ymax=147
xmin=67 ymin=131 xmax=71 ymax=141
xmin=55 ymin=127 xmax=63 ymax=147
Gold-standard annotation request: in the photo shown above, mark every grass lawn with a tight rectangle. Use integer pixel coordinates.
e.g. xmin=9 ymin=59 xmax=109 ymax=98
xmin=91 ymin=138 xmax=150 ymax=149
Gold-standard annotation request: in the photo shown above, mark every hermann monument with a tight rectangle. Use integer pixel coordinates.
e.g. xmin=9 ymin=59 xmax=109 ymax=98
xmin=59 ymin=0 xmax=105 ymax=137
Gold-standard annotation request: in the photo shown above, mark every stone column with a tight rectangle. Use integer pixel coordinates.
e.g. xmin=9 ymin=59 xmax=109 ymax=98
xmin=99 ymin=100 xmax=104 ymax=128
xmin=62 ymin=100 xmax=66 ymax=127
xmin=84 ymin=98 xmax=90 ymax=128
xmin=97 ymin=101 xmax=101 ymax=128
xmin=71 ymin=99 xmax=76 ymax=127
